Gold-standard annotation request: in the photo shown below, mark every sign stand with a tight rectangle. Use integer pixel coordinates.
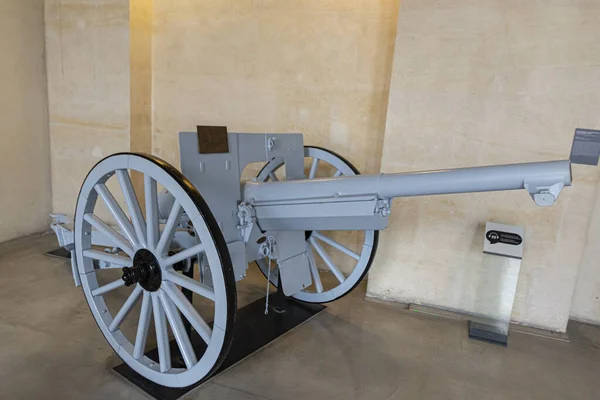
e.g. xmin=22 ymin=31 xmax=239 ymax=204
xmin=468 ymin=222 xmax=524 ymax=346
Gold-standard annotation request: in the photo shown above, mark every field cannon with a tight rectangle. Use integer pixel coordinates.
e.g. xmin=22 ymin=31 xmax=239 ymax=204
xmin=53 ymin=127 xmax=572 ymax=388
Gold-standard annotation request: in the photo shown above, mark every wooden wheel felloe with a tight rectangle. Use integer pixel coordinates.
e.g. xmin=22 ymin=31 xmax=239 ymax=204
xmin=74 ymin=153 xmax=236 ymax=388
xmin=256 ymin=146 xmax=379 ymax=304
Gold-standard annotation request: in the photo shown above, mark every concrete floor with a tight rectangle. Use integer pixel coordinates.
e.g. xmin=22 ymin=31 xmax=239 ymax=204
xmin=1 ymin=234 xmax=599 ymax=400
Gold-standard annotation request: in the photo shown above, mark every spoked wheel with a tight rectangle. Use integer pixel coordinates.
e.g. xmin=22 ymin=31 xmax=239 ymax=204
xmin=256 ymin=146 xmax=379 ymax=304
xmin=74 ymin=153 xmax=236 ymax=388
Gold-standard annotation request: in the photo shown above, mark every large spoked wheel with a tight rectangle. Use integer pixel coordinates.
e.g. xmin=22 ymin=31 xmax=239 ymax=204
xmin=74 ymin=153 xmax=236 ymax=388
xmin=256 ymin=146 xmax=379 ymax=304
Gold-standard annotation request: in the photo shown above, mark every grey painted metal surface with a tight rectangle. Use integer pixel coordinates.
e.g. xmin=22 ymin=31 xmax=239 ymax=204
xmin=74 ymin=154 xmax=234 ymax=387
xmin=52 ymin=129 xmax=577 ymax=388
xmin=242 ymin=159 xmax=570 ymax=231
xmin=254 ymin=146 xmax=379 ymax=302
xmin=274 ymin=231 xmax=312 ymax=296
xmin=243 ymin=160 xmax=571 ymax=207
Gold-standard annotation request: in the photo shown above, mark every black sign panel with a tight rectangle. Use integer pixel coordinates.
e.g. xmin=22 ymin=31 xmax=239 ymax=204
xmin=486 ymin=230 xmax=522 ymax=246
xmin=197 ymin=125 xmax=229 ymax=154
xmin=570 ymin=128 xmax=600 ymax=166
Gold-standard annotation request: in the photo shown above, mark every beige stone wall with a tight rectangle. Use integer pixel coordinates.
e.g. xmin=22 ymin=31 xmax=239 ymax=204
xmin=366 ymin=0 xmax=600 ymax=332
xmin=0 ymin=0 xmax=52 ymax=243
xmin=45 ymin=0 xmax=130 ymax=216
xmin=571 ymin=191 xmax=600 ymax=324
xmin=43 ymin=0 xmax=600 ymax=329
xmin=152 ymin=0 xmax=399 ymax=174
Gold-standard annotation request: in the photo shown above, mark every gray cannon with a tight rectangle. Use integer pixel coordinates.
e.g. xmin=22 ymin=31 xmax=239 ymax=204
xmin=55 ymin=128 xmax=571 ymax=387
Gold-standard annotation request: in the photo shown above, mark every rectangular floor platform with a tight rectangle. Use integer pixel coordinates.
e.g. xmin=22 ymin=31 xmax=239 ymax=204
xmin=113 ymin=296 xmax=326 ymax=400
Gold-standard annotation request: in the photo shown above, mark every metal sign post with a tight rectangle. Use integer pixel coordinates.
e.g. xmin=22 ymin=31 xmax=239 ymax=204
xmin=468 ymin=222 xmax=524 ymax=345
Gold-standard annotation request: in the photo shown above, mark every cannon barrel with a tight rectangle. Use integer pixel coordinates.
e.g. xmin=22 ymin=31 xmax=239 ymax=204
xmin=243 ymin=160 xmax=572 ymax=206
xmin=378 ymin=160 xmax=571 ymax=199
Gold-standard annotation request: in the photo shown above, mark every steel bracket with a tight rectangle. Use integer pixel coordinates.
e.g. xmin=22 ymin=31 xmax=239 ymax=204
xmin=524 ymin=181 xmax=565 ymax=207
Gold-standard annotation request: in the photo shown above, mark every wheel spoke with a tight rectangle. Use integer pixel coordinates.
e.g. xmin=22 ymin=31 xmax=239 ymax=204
xmin=159 ymin=290 xmax=198 ymax=369
xmin=306 ymin=245 xmax=323 ymax=293
xmin=116 ymin=169 xmax=147 ymax=248
xmin=151 ymin=293 xmax=171 ymax=372
xmin=155 ymin=201 xmax=183 ymax=257
xmin=312 ymin=231 xmax=361 ymax=261
xmin=91 ymin=278 xmax=125 ymax=297
xmin=133 ymin=291 xmax=152 ymax=359
xmin=268 ymin=172 xmax=279 ymax=182
xmin=145 ymin=175 xmax=159 ymax=251
xmin=333 ymin=169 xmax=343 ymax=177
xmin=161 ymin=244 xmax=205 ymax=269
xmin=109 ymin=285 xmax=143 ymax=332
xmin=95 ymin=183 xmax=139 ymax=248
xmin=199 ymin=254 xmax=208 ymax=284
xmin=308 ymin=157 xmax=319 ymax=179
xmin=84 ymin=213 xmax=134 ymax=257
xmin=308 ymin=237 xmax=345 ymax=284
xmin=163 ymin=282 xmax=213 ymax=344
xmin=83 ymin=249 xmax=133 ymax=268
xmin=164 ymin=270 xmax=215 ymax=301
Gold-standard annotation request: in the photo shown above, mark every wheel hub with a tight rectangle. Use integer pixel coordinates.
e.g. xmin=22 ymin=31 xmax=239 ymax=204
xmin=122 ymin=249 xmax=162 ymax=291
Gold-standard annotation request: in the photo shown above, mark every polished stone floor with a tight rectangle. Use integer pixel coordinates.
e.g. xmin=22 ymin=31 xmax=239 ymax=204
xmin=1 ymin=234 xmax=599 ymax=399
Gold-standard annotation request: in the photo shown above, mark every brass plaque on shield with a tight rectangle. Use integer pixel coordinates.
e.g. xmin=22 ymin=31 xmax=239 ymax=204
xmin=197 ymin=125 xmax=229 ymax=154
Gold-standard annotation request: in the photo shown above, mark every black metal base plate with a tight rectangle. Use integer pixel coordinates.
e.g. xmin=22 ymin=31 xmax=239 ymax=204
xmin=44 ymin=247 xmax=71 ymax=260
xmin=468 ymin=320 xmax=508 ymax=346
xmin=113 ymin=297 xmax=326 ymax=400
